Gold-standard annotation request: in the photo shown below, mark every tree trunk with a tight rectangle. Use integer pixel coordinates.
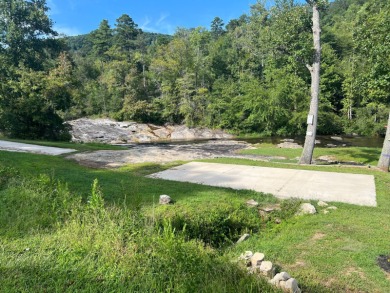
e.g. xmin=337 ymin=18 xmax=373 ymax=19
xmin=378 ymin=111 xmax=390 ymax=172
xmin=299 ymin=3 xmax=321 ymax=164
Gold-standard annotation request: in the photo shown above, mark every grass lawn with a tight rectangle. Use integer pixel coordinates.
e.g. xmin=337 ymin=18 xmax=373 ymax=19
xmin=240 ymin=143 xmax=381 ymax=165
xmin=0 ymin=141 xmax=389 ymax=292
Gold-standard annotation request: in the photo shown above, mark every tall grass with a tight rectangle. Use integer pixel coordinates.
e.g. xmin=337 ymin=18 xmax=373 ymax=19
xmin=0 ymin=172 xmax=278 ymax=292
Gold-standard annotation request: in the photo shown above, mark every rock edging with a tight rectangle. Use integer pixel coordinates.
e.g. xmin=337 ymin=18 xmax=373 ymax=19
xmin=239 ymin=251 xmax=302 ymax=293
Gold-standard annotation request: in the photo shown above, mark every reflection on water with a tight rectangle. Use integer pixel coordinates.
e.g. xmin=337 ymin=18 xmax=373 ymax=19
xmin=237 ymin=135 xmax=384 ymax=148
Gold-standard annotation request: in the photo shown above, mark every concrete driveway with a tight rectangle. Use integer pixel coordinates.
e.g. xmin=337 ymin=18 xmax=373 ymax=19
xmin=149 ymin=162 xmax=377 ymax=206
xmin=0 ymin=140 xmax=76 ymax=156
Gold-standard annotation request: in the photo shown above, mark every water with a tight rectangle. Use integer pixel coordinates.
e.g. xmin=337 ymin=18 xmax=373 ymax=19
xmin=125 ymin=135 xmax=384 ymax=148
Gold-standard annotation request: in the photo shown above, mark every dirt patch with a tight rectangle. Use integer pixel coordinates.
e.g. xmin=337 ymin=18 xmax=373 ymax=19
xmin=344 ymin=266 xmax=367 ymax=279
xmin=289 ymin=260 xmax=306 ymax=269
xmin=311 ymin=232 xmax=326 ymax=241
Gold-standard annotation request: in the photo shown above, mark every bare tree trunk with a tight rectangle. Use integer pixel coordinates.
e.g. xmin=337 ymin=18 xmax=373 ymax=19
xmin=299 ymin=3 xmax=321 ymax=164
xmin=378 ymin=111 xmax=390 ymax=172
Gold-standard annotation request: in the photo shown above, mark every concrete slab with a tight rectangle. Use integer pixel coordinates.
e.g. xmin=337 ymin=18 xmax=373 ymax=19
xmin=0 ymin=140 xmax=76 ymax=156
xmin=148 ymin=162 xmax=377 ymax=206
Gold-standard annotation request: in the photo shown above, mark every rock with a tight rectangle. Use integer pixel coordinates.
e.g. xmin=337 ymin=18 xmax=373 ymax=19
xmin=318 ymin=200 xmax=328 ymax=207
xmin=239 ymin=251 xmax=254 ymax=260
xmin=153 ymin=127 xmax=171 ymax=139
xmin=159 ymin=195 xmax=173 ymax=205
xmin=281 ymin=139 xmax=295 ymax=143
xmin=260 ymin=204 xmax=281 ymax=213
xmin=246 ymin=199 xmax=259 ymax=207
xmin=259 ymin=210 xmax=270 ymax=221
xmin=259 ymin=261 xmax=275 ymax=278
xmin=236 ymin=234 xmax=250 ymax=244
xmin=331 ymin=136 xmax=343 ymax=141
xmin=326 ymin=144 xmax=337 ymax=148
xmin=275 ymin=218 xmax=282 ymax=224
xmin=315 ymin=140 xmax=321 ymax=144
xmin=327 ymin=206 xmax=338 ymax=210
xmin=297 ymin=203 xmax=317 ymax=215
xmin=285 ymin=278 xmax=300 ymax=293
xmin=317 ymin=155 xmax=338 ymax=164
xmin=279 ymin=280 xmax=287 ymax=290
xmin=277 ymin=142 xmax=302 ymax=149
xmin=270 ymin=272 xmax=291 ymax=286
xmin=67 ymin=118 xmax=233 ymax=144
xmin=323 ymin=210 xmax=330 ymax=214
xmin=250 ymin=252 xmax=265 ymax=267
xmin=240 ymin=251 xmax=254 ymax=267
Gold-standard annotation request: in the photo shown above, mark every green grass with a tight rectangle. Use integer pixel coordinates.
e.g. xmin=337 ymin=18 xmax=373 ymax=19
xmin=0 ymin=142 xmax=389 ymax=292
xmin=240 ymin=143 xmax=381 ymax=165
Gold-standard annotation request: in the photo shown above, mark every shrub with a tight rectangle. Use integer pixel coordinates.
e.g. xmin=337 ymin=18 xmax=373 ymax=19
xmin=151 ymin=200 xmax=262 ymax=248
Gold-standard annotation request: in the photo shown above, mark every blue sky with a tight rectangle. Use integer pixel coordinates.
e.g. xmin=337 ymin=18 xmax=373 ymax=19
xmin=47 ymin=0 xmax=259 ymax=36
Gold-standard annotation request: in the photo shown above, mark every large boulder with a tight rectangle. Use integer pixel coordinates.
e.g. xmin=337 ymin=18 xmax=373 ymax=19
xmin=296 ymin=203 xmax=317 ymax=215
xmin=67 ymin=118 xmax=233 ymax=144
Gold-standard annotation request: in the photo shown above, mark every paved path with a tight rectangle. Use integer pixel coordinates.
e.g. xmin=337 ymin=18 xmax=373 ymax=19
xmin=149 ymin=162 xmax=377 ymax=206
xmin=0 ymin=140 xmax=76 ymax=156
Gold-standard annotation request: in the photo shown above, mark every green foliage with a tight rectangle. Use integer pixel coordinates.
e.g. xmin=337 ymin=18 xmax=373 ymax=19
xmin=0 ymin=0 xmax=61 ymax=69
xmin=0 ymin=174 xmax=79 ymax=237
xmin=0 ymin=166 xmax=19 ymax=188
xmin=152 ymin=200 xmax=262 ymax=248
xmin=1 ymin=148 xmax=390 ymax=291
xmin=0 ymin=172 xmax=278 ymax=292
xmin=1 ymin=0 xmax=389 ymax=139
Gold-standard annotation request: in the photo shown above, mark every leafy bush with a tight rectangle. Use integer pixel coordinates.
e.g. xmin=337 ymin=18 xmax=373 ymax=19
xmin=151 ymin=200 xmax=262 ymax=248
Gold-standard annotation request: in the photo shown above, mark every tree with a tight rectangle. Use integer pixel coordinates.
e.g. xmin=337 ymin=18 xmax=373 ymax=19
xmin=378 ymin=113 xmax=390 ymax=172
xmin=211 ymin=17 xmax=225 ymax=39
xmin=0 ymin=0 xmax=60 ymax=70
xmin=91 ymin=19 xmax=112 ymax=59
xmin=114 ymin=14 xmax=141 ymax=52
xmin=0 ymin=0 xmax=71 ymax=139
xmin=299 ymin=0 xmax=327 ymax=164
xmin=351 ymin=0 xmax=390 ymax=170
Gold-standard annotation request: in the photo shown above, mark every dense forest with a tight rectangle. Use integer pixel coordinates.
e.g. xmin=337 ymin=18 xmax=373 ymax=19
xmin=0 ymin=0 xmax=389 ymax=140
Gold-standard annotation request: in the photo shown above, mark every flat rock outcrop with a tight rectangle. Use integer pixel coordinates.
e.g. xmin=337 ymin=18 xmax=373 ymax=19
xmin=66 ymin=140 xmax=250 ymax=168
xmin=67 ymin=118 xmax=233 ymax=144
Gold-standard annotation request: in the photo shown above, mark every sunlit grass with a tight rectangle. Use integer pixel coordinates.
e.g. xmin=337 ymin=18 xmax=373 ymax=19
xmin=0 ymin=144 xmax=389 ymax=292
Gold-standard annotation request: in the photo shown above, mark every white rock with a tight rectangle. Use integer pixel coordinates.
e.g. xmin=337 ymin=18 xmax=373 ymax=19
xmin=317 ymin=200 xmax=328 ymax=207
xmin=323 ymin=210 xmax=330 ymax=214
xmin=297 ymin=203 xmax=317 ymax=215
xmin=246 ymin=199 xmax=259 ymax=207
xmin=285 ymin=278 xmax=300 ymax=293
xmin=271 ymin=272 xmax=291 ymax=285
xmin=159 ymin=195 xmax=173 ymax=205
xmin=259 ymin=260 xmax=275 ymax=278
xmin=327 ymin=206 xmax=338 ymax=210
xmin=279 ymin=280 xmax=287 ymax=290
xmin=250 ymin=252 xmax=265 ymax=267
xmin=239 ymin=251 xmax=254 ymax=260
xmin=277 ymin=142 xmax=302 ymax=149
xmin=236 ymin=234 xmax=250 ymax=244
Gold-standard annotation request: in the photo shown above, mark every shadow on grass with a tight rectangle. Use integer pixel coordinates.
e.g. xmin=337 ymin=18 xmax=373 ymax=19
xmin=321 ymin=147 xmax=380 ymax=165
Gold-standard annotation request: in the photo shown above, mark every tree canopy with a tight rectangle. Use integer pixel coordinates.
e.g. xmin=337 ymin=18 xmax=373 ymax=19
xmin=0 ymin=0 xmax=388 ymax=143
